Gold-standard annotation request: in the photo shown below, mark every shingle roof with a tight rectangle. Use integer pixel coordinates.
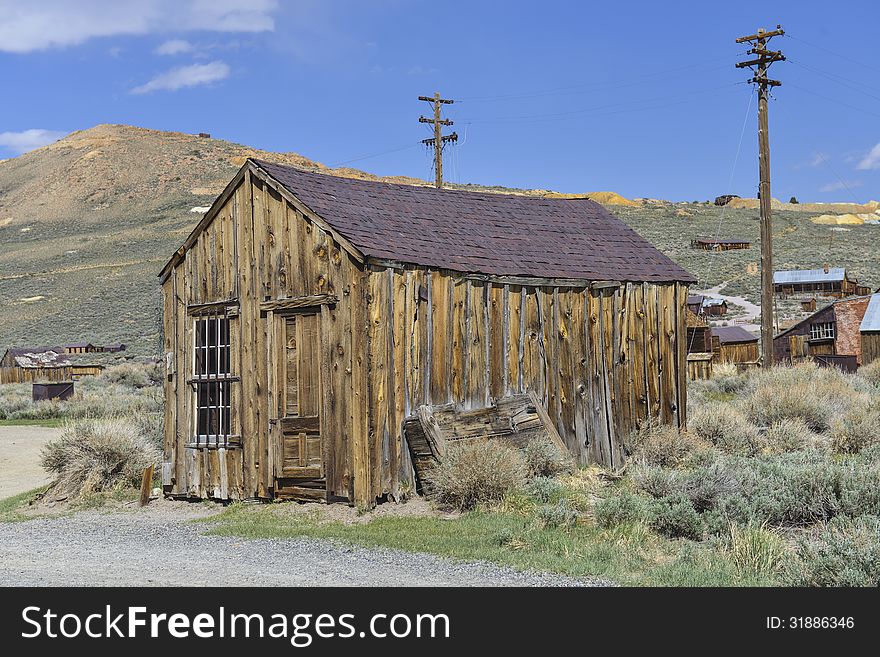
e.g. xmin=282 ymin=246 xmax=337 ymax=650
xmin=861 ymin=293 xmax=880 ymax=332
xmin=251 ymin=159 xmax=696 ymax=283
xmin=713 ymin=326 xmax=758 ymax=344
xmin=774 ymin=268 xmax=846 ymax=284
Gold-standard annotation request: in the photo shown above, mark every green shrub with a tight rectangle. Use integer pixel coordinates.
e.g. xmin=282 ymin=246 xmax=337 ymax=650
xmin=523 ymin=438 xmax=571 ymax=478
xmin=525 ymin=476 xmax=564 ymax=503
xmin=786 ymin=516 xmax=880 ymax=586
xmin=739 ymin=452 xmax=841 ymax=527
xmin=427 ymin=440 xmax=527 ymax=511
xmin=98 ymin=362 xmax=157 ymax=389
xmin=739 ymin=364 xmax=857 ymax=432
xmin=858 ymin=360 xmax=880 ymax=388
xmin=595 ymin=491 xmax=651 ymax=528
xmin=40 ymin=416 xmax=161 ymax=500
xmin=689 ymin=403 xmax=763 ymax=456
xmin=536 ymin=500 xmax=579 ymax=529
xmin=831 ymin=405 xmax=880 ymax=454
xmin=625 ymin=419 xmax=705 ymax=468
xmin=837 ymin=463 xmax=880 ymax=517
xmin=649 ymin=494 xmax=703 ymax=540
xmin=728 ymin=522 xmax=786 ymax=579
xmin=763 ymin=418 xmax=816 ymax=454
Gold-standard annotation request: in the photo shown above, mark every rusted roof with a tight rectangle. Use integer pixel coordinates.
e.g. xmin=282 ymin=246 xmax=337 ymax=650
xmin=3 ymin=347 xmax=71 ymax=369
xmin=713 ymin=326 xmax=758 ymax=344
xmin=251 ymin=159 xmax=695 ymax=283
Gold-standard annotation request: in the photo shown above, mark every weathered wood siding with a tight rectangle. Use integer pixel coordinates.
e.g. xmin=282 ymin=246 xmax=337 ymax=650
xmin=862 ymin=333 xmax=880 ymax=366
xmin=0 ymin=365 xmax=103 ymax=384
xmin=162 ymin=173 xmax=364 ymax=504
xmin=716 ymin=342 xmax=760 ymax=364
xmin=163 ymin=167 xmax=690 ymax=508
xmin=363 ymin=268 xmax=689 ymax=500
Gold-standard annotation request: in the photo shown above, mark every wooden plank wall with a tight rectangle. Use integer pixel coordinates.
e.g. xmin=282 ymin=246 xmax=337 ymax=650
xmin=861 ymin=333 xmax=880 ymax=366
xmin=162 ymin=175 xmax=363 ymax=504
xmin=0 ymin=365 xmax=103 ymax=384
xmin=162 ymin=169 xmax=689 ymax=508
xmin=365 ymin=268 xmax=689 ymax=501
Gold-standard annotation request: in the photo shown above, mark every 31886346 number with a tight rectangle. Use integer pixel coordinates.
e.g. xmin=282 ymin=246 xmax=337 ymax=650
xmin=788 ymin=617 xmax=854 ymax=629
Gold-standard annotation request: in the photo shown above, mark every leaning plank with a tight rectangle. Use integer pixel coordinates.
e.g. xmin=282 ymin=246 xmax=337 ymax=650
xmin=404 ymin=393 xmax=572 ymax=497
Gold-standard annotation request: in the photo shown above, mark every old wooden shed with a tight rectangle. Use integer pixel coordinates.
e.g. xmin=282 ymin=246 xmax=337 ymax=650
xmin=158 ymin=159 xmax=695 ymax=507
xmin=0 ymin=347 xmax=104 ymax=384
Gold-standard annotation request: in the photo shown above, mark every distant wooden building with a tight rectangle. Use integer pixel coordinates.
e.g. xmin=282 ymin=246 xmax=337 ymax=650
xmin=702 ymin=298 xmax=729 ymax=317
xmin=774 ymin=295 xmax=873 ymax=366
xmin=859 ymin=294 xmax=880 ymax=366
xmin=691 ymin=237 xmax=751 ymax=251
xmin=712 ymin=326 xmax=759 ymax=364
xmin=0 ymin=347 xmax=103 ymax=384
xmin=800 ymin=298 xmax=817 ymax=313
xmin=64 ymin=342 xmax=95 ymax=354
xmin=773 ymin=268 xmax=871 ymax=299
xmin=687 ymin=294 xmax=705 ymax=316
xmin=159 ymin=159 xmax=696 ymax=507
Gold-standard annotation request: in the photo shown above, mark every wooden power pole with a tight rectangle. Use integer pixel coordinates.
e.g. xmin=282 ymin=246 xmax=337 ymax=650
xmin=736 ymin=25 xmax=784 ymax=366
xmin=419 ymin=92 xmax=457 ymax=188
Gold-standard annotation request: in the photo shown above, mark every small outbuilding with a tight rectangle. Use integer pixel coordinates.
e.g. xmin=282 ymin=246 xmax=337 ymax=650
xmin=712 ymin=326 xmax=759 ymax=364
xmin=691 ymin=237 xmax=751 ymax=251
xmin=702 ymin=298 xmax=729 ymax=317
xmin=158 ymin=159 xmax=696 ymax=507
xmin=0 ymin=347 xmax=104 ymax=383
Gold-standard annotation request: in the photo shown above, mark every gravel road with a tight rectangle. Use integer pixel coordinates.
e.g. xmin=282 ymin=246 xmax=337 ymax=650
xmin=0 ymin=509 xmax=611 ymax=587
xmin=0 ymin=425 xmax=59 ymax=499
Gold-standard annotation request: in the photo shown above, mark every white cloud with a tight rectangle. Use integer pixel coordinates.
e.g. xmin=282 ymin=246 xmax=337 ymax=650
xmin=857 ymin=143 xmax=880 ymax=170
xmin=819 ymin=180 xmax=863 ymax=193
xmin=0 ymin=129 xmax=66 ymax=154
xmin=156 ymin=39 xmax=194 ymax=55
xmin=0 ymin=1 xmax=278 ymax=53
xmin=797 ymin=152 xmax=828 ymax=169
xmin=131 ymin=60 xmax=230 ymax=94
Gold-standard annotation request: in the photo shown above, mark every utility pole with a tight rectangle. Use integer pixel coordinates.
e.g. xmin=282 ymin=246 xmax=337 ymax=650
xmin=419 ymin=92 xmax=457 ymax=188
xmin=736 ymin=25 xmax=784 ymax=366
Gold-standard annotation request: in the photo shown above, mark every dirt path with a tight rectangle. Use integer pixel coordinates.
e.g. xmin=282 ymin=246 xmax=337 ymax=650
xmin=0 ymin=508 xmax=610 ymax=587
xmin=0 ymin=425 xmax=59 ymax=498
xmin=694 ymin=284 xmax=762 ymax=332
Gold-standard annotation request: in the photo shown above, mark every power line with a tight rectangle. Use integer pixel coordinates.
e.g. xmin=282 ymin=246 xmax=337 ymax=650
xmin=788 ymin=58 xmax=880 ymax=103
xmin=457 ymin=82 xmax=747 ymax=125
xmin=786 ymin=33 xmax=880 ymax=75
xmin=457 ymin=57 xmax=741 ymax=102
xmin=786 ymin=82 xmax=880 ymax=120
xmin=330 ymin=142 xmax=421 ymax=167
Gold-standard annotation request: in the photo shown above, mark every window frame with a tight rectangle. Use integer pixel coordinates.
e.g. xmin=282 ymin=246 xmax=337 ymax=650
xmin=190 ymin=313 xmax=236 ymax=447
xmin=809 ymin=321 xmax=836 ymax=342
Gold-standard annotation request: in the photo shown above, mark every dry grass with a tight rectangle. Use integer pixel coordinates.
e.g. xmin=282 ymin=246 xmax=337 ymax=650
xmin=427 ymin=440 xmax=528 ymax=511
xmin=40 ymin=416 xmax=161 ymax=500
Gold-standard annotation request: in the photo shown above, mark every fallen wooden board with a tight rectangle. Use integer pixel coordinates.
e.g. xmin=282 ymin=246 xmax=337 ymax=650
xmin=403 ymin=392 xmax=571 ymax=495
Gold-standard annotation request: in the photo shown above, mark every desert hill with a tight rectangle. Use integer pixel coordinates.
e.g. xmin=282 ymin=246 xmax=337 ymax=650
xmin=0 ymin=124 xmax=877 ymax=358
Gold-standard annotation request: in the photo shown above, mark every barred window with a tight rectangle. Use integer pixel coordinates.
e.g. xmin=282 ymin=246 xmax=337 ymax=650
xmin=193 ymin=315 xmax=231 ymax=445
xmin=810 ymin=321 xmax=835 ymax=341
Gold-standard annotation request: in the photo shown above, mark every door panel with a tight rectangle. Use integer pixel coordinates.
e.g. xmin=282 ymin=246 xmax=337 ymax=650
xmin=274 ymin=313 xmax=323 ymax=480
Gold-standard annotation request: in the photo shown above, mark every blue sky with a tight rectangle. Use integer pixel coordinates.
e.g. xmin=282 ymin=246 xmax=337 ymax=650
xmin=0 ymin=0 xmax=878 ymax=201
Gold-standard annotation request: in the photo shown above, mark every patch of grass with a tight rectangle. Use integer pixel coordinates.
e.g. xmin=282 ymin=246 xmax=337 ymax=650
xmin=0 ymin=487 xmax=47 ymax=522
xmin=205 ymin=503 xmax=772 ymax=586
xmin=0 ymin=418 xmax=64 ymax=427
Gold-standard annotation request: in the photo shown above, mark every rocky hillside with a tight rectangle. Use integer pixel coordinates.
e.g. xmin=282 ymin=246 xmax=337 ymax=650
xmin=0 ymin=124 xmax=877 ymax=358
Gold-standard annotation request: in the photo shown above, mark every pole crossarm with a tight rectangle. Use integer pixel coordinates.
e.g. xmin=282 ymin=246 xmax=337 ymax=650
xmin=735 ymin=24 xmax=784 ymax=366
xmin=418 ymin=91 xmax=456 ymax=189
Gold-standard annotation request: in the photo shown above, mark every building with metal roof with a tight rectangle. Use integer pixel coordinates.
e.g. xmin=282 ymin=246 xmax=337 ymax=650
xmin=773 ymin=268 xmax=871 ymax=299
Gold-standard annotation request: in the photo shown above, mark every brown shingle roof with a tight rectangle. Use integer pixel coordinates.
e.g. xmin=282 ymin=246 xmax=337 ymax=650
xmin=252 ymin=159 xmax=695 ymax=283
xmin=713 ymin=326 xmax=758 ymax=344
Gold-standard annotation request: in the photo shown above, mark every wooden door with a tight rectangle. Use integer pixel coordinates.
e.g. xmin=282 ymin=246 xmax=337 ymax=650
xmin=273 ymin=312 xmax=323 ymax=480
